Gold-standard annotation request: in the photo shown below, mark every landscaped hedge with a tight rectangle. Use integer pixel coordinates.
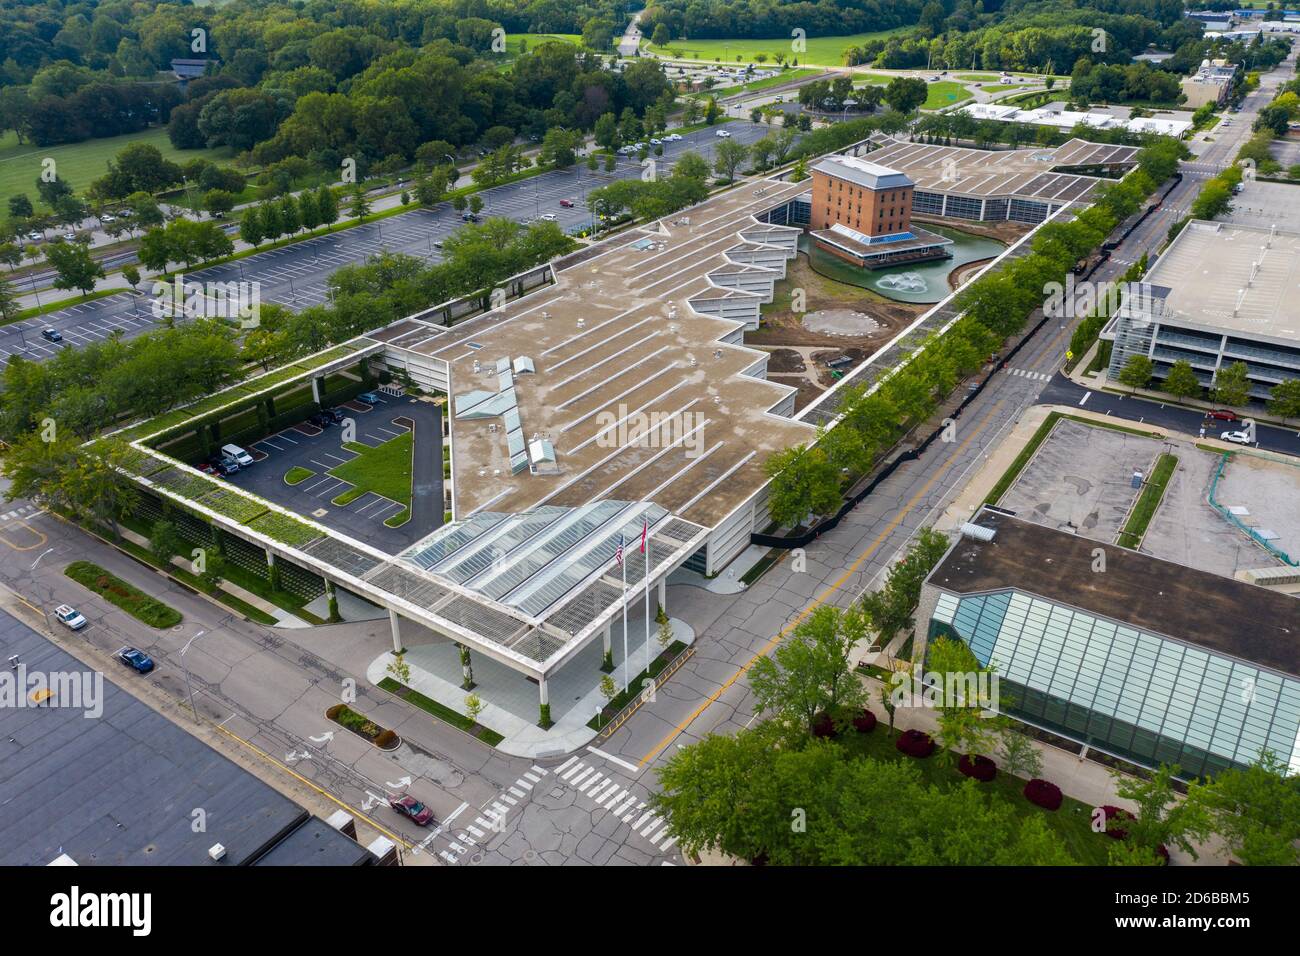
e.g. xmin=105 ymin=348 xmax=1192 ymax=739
xmin=1023 ymin=778 xmax=1064 ymax=811
xmin=811 ymin=711 xmax=837 ymax=738
xmin=852 ymin=709 xmax=877 ymax=734
xmin=1099 ymin=804 xmax=1135 ymax=840
xmin=958 ymin=753 xmax=997 ymax=782
xmin=64 ymin=560 xmax=183 ymax=629
xmin=895 ymin=729 xmax=935 ymax=758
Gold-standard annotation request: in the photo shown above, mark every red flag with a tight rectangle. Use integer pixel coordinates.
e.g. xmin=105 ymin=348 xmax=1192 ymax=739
xmin=639 ymin=518 xmax=648 ymax=554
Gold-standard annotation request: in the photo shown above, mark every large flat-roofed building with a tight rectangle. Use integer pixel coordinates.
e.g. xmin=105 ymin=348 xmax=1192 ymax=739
xmin=807 ymin=155 xmax=953 ymax=268
xmin=1106 ymin=220 xmax=1300 ymax=401
xmin=1181 ymin=58 xmax=1239 ymax=108
xmin=0 ymin=610 xmax=377 ymax=865
xmin=918 ymin=509 xmax=1300 ymax=779
xmin=853 ymin=135 xmax=1140 ymax=224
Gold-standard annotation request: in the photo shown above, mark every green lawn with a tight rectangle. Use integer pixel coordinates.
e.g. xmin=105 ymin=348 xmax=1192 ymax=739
xmin=378 ymin=677 xmax=505 ymax=747
xmin=1117 ymin=453 xmax=1178 ymax=549
xmin=328 ymin=432 xmax=413 ymax=524
xmin=646 ymin=28 xmax=912 ymax=67
xmin=923 ymin=81 xmax=973 ymax=110
xmin=0 ymin=127 xmax=233 ymax=213
xmin=836 ymin=722 xmax=1112 ymax=865
xmin=284 ymin=466 xmax=314 ymax=485
xmin=64 ymin=560 xmax=183 ymax=629
xmin=979 ymin=84 xmax=1021 ymax=94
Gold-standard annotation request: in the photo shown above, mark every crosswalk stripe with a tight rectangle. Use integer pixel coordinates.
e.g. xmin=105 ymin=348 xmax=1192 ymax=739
xmin=598 ymin=787 xmax=625 ymax=806
xmin=649 ymin=826 xmax=670 ymax=846
xmin=660 ymin=835 xmax=677 ymax=851
xmin=613 ymin=795 xmax=638 ymax=815
xmin=509 ymin=787 xmax=526 ymax=798
xmin=467 ymin=826 xmax=484 ymax=838
xmin=632 ymin=810 xmax=654 ymax=830
xmin=639 ymin=817 xmax=663 ymax=837
xmin=503 ymin=795 xmax=517 ymax=805
xmin=440 ymin=850 xmax=458 ymax=864
xmin=549 ymin=759 xmax=572 ymax=775
xmin=563 ymin=763 xmax=587 ymax=782
xmin=523 ymin=772 xmax=540 ymax=783
xmin=491 ymin=802 xmax=509 ymax=816
xmin=578 ymin=773 xmax=603 ymax=793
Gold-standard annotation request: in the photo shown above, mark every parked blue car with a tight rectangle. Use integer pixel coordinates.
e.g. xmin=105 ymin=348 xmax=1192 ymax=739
xmin=358 ymin=391 xmax=382 ymax=405
xmin=117 ymin=647 xmax=154 ymax=674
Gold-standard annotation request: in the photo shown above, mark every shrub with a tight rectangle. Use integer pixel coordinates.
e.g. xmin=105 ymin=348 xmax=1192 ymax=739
xmin=811 ymin=711 xmax=837 ymax=738
xmin=895 ymin=729 xmax=934 ymax=758
xmin=326 ymin=703 xmax=343 ymax=719
xmin=958 ymin=754 xmax=997 ymax=782
xmin=1023 ymin=778 xmax=1063 ymax=811
xmin=1100 ymin=805 xmax=1135 ymax=840
xmin=852 ymin=709 xmax=877 ymax=734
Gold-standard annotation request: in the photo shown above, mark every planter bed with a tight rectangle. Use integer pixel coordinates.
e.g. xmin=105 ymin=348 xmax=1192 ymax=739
xmin=327 ymin=703 xmax=400 ymax=750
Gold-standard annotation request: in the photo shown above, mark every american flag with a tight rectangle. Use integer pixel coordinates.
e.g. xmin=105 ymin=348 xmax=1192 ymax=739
xmin=614 ymin=533 xmax=624 ymax=567
xmin=639 ymin=518 xmax=648 ymax=554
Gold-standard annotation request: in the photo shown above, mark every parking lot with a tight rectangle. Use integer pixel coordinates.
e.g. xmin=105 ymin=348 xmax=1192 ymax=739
xmin=10 ymin=120 xmax=778 ymax=366
xmin=223 ymin=392 xmax=444 ymax=554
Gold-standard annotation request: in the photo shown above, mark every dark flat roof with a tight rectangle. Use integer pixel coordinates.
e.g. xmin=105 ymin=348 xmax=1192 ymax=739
xmin=0 ymin=610 xmax=372 ymax=866
xmin=928 ymin=510 xmax=1300 ymax=678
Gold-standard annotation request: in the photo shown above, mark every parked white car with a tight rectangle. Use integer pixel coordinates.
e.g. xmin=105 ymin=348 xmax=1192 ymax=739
xmin=221 ymin=443 xmax=254 ymax=466
xmin=55 ymin=605 xmax=87 ymax=630
xmin=715 ymin=129 xmax=732 ymax=138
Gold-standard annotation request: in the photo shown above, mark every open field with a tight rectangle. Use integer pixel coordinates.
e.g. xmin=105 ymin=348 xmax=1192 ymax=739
xmin=0 ymin=127 xmax=233 ymax=211
xmin=924 ymin=81 xmax=973 ymax=110
xmin=504 ymin=32 xmax=584 ymax=49
xmin=645 ymin=28 xmax=912 ymax=66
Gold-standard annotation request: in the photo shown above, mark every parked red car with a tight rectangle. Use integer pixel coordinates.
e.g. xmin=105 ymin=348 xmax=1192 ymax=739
xmin=1206 ymin=409 xmax=1240 ymax=422
xmin=559 ymin=199 xmax=575 ymax=208
xmin=388 ymin=794 xmax=435 ymax=826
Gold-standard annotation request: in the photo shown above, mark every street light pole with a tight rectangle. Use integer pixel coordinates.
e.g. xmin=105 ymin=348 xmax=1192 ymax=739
xmin=180 ymin=629 xmax=206 ymax=721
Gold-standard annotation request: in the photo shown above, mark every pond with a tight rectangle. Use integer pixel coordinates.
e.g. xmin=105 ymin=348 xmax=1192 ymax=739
xmin=801 ymin=224 xmax=1006 ymax=304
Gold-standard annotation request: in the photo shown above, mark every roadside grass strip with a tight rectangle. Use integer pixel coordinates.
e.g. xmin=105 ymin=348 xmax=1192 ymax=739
xmin=65 ymin=560 xmax=183 ymax=628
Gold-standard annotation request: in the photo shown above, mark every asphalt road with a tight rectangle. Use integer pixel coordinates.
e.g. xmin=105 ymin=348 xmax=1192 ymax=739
xmin=2 ymin=120 xmax=775 ymax=365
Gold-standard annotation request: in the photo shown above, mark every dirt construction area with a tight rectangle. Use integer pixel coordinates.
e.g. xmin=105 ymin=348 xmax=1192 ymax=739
xmin=999 ymin=417 xmax=1288 ymax=579
xmin=750 ymin=252 xmax=925 ymax=408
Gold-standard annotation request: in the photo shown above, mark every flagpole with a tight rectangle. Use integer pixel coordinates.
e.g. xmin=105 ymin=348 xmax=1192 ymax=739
xmin=644 ymin=525 xmax=651 ymax=679
xmin=621 ymin=535 xmax=629 ymax=693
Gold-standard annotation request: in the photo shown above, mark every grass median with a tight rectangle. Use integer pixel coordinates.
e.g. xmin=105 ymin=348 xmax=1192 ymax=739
xmin=1117 ymin=453 xmax=1178 ymax=549
xmin=64 ymin=560 xmax=182 ymax=628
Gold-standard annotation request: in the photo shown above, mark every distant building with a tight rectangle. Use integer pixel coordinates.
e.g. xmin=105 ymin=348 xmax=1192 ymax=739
xmin=961 ymin=101 xmax=1192 ymax=138
xmin=807 ymin=155 xmax=953 ymax=268
xmin=918 ymin=509 xmax=1300 ymax=779
xmin=171 ymin=58 xmax=218 ymax=82
xmin=1180 ymin=58 xmax=1238 ymax=109
xmin=1105 ymin=220 xmax=1300 ymax=402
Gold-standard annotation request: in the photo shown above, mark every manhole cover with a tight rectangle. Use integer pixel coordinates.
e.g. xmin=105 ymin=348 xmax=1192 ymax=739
xmin=522 ymin=849 xmax=538 ymax=862
xmin=549 ymin=787 xmax=564 ymax=798
xmin=172 ymin=625 xmax=184 ymax=632
xmin=469 ymin=851 xmax=484 ymax=865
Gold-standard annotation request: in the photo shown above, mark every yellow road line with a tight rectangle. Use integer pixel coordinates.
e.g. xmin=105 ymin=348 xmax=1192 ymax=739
xmin=638 ymin=399 xmax=1006 ymax=767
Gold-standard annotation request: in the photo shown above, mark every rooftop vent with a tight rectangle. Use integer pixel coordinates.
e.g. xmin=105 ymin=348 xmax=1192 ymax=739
xmin=208 ymin=843 xmax=227 ymax=862
xmin=959 ymin=522 xmax=996 ymax=542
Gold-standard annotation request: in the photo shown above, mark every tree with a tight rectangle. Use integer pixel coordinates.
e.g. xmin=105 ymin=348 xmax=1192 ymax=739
xmin=713 ymin=138 xmax=749 ymax=183
xmin=998 ymin=729 xmax=1044 ymax=780
xmin=0 ymin=277 xmax=19 ymax=324
xmin=763 ymin=443 xmax=840 ymax=528
xmin=748 ymin=604 xmax=869 ymax=734
xmin=198 ymin=552 xmax=225 ymax=593
xmin=468 ymin=194 xmax=484 ymax=216
xmin=239 ymin=207 xmax=265 ymax=247
xmin=348 ymin=185 xmax=370 ymax=222
xmin=539 ymin=128 xmax=579 ymax=170
xmin=703 ymin=97 xmax=721 ymax=126
xmin=1116 ymin=354 xmax=1154 ymax=392
xmin=121 ymin=265 xmax=140 ymax=292
xmin=651 ymin=24 xmax=671 ymax=47
xmin=656 ymin=603 xmax=674 ymax=650
xmin=386 ymin=651 xmax=411 ymax=685
xmin=860 ymin=528 xmax=950 ymax=644
xmin=45 ymin=240 xmax=104 ymax=296
xmin=1109 ymin=763 xmax=1210 ymax=862
xmin=1267 ymin=377 xmax=1300 ymax=422
xmin=598 ymin=674 xmax=618 ymax=724
xmin=8 ymin=194 xmax=33 ymax=219
xmin=2 ymin=434 xmax=136 ymax=539
xmin=277 ymin=195 xmax=301 ymax=235
xmin=927 ymin=636 xmax=1003 ymax=766
xmin=1212 ymin=360 xmax=1251 ymax=407
xmin=315 ymin=186 xmax=339 ymax=230
xmin=203 ymin=189 xmax=236 ymax=218
xmin=884 ymin=76 xmax=928 ymax=114
xmin=0 ymin=242 xmax=20 ymax=272
xmin=149 ymin=519 xmax=184 ymax=566
xmin=464 ymin=693 xmax=484 ymax=725
xmin=1162 ymin=359 xmax=1201 ymax=399
xmin=1188 ymin=750 xmax=1300 ymax=865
